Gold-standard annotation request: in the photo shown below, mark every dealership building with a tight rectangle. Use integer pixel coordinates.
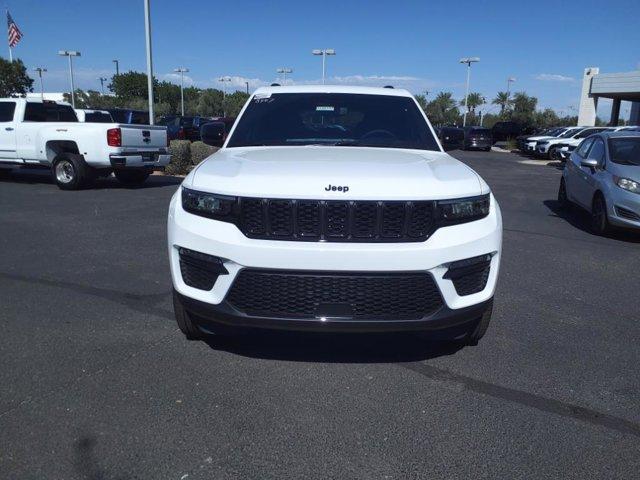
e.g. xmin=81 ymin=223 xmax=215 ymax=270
xmin=578 ymin=67 xmax=640 ymax=126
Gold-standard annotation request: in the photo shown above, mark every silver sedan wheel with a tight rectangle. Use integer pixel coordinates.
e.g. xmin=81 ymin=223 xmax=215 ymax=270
xmin=55 ymin=160 xmax=75 ymax=184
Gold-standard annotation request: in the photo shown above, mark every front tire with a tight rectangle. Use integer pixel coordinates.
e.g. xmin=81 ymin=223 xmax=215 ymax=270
xmin=114 ymin=169 xmax=151 ymax=187
xmin=52 ymin=154 xmax=95 ymax=190
xmin=173 ymin=289 xmax=203 ymax=340
xmin=548 ymin=146 xmax=560 ymax=160
xmin=591 ymin=193 xmax=611 ymax=235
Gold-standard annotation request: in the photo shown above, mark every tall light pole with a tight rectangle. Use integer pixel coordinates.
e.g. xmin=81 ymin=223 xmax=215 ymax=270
xmin=58 ymin=50 xmax=81 ymax=108
xmin=98 ymin=77 xmax=108 ymax=95
xmin=312 ymin=49 xmax=335 ymax=84
xmin=112 ymin=59 xmax=119 ymax=76
xmin=143 ymin=0 xmax=155 ymax=124
xmin=506 ymin=77 xmax=516 ymax=108
xmin=459 ymin=57 xmax=479 ymax=127
xmin=218 ymin=76 xmax=231 ymax=116
xmin=276 ymin=67 xmax=292 ymax=85
xmin=174 ymin=67 xmax=189 ymax=116
xmin=245 ymin=81 xmax=249 ymax=94
xmin=33 ymin=67 xmax=47 ymax=101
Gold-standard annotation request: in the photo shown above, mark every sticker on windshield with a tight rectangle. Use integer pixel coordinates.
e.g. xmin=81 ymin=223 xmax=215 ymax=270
xmin=316 ymin=106 xmax=334 ymax=112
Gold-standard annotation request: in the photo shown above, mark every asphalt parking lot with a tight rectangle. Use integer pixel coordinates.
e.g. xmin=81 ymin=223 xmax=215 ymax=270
xmin=1 ymin=151 xmax=639 ymax=479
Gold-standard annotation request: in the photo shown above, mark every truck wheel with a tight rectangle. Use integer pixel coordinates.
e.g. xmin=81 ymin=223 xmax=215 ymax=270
xmin=114 ymin=169 xmax=150 ymax=187
xmin=52 ymin=154 xmax=95 ymax=190
xmin=173 ymin=289 xmax=203 ymax=340
xmin=465 ymin=299 xmax=493 ymax=346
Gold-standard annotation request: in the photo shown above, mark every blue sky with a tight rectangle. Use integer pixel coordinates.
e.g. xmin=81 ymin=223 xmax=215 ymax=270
xmin=6 ymin=0 xmax=640 ymax=118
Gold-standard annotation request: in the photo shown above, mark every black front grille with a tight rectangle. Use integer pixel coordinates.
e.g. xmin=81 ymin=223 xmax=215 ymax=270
xmin=226 ymin=269 xmax=443 ymax=320
xmin=239 ymin=198 xmax=436 ymax=242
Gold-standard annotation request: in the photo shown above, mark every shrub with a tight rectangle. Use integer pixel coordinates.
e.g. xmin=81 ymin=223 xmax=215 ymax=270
xmin=190 ymin=141 xmax=219 ymax=165
xmin=166 ymin=140 xmax=191 ymax=175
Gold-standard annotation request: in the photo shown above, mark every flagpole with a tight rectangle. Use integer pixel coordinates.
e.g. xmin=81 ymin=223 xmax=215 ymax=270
xmin=6 ymin=7 xmax=12 ymax=62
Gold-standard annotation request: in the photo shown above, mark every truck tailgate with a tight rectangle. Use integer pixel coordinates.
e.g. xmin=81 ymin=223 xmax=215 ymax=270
xmin=119 ymin=125 xmax=167 ymax=148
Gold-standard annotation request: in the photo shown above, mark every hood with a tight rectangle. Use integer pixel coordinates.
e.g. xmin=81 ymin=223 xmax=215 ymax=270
xmin=528 ymin=135 xmax=554 ymax=141
xmin=187 ymin=146 xmax=486 ymax=200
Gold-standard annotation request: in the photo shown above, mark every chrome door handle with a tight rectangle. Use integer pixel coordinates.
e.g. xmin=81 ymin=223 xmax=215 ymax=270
xmin=5 ymin=127 xmax=14 ymax=131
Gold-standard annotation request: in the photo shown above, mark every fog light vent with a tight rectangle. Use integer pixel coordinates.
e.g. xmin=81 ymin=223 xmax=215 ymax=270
xmin=444 ymin=254 xmax=492 ymax=296
xmin=178 ymin=247 xmax=228 ymax=291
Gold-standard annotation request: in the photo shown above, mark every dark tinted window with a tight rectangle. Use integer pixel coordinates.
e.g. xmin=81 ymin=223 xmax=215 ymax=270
xmin=179 ymin=117 xmax=195 ymax=127
xmin=587 ymin=138 xmax=605 ymax=162
xmin=109 ymin=110 xmax=128 ymax=123
xmin=228 ymin=93 xmax=439 ymax=151
xmin=608 ymin=137 xmax=640 ymax=166
xmin=158 ymin=116 xmax=179 ymax=127
xmin=84 ymin=111 xmax=113 ymax=123
xmin=130 ymin=111 xmax=149 ymax=125
xmin=576 ymin=138 xmax=595 ymax=157
xmin=0 ymin=102 xmax=16 ymax=122
xmin=24 ymin=103 xmax=78 ymax=122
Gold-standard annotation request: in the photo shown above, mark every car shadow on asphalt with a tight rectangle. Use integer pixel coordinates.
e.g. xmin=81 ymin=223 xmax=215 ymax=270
xmin=544 ymin=199 xmax=640 ymax=243
xmin=0 ymin=168 xmax=182 ymax=189
xmin=204 ymin=331 xmax=464 ymax=363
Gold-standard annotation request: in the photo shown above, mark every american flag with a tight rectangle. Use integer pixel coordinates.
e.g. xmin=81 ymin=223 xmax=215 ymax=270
xmin=7 ymin=11 xmax=22 ymax=48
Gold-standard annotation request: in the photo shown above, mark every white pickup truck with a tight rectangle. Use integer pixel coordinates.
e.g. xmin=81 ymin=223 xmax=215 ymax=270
xmin=0 ymin=98 xmax=171 ymax=189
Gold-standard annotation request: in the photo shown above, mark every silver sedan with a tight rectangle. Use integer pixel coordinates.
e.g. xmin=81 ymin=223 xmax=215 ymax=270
xmin=558 ymin=131 xmax=640 ymax=234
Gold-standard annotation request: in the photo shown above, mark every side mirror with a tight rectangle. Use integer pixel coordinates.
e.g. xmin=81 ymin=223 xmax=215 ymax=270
xmin=200 ymin=122 xmax=226 ymax=147
xmin=580 ymin=158 xmax=599 ymax=169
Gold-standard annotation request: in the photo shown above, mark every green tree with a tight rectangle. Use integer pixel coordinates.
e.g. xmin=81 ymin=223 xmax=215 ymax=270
xmin=461 ymin=92 xmax=484 ymax=115
xmin=492 ymin=91 xmax=511 ymax=115
xmin=534 ymin=108 xmax=560 ymax=128
xmin=109 ymin=71 xmax=156 ymax=99
xmin=426 ymin=92 xmax=460 ymax=126
xmin=196 ymin=88 xmax=224 ymax=117
xmin=510 ymin=92 xmax=538 ymax=126
xmin=224 ymin=91 xmax=250 ymax=117
xmin=0 ymin=57 xmax=34 ymax=97
xmin=414 ymin=93 xmax=429 ymax=111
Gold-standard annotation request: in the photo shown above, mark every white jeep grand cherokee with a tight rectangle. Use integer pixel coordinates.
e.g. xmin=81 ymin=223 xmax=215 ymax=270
xmin=167 ymin=86 xmax=502 ymax=346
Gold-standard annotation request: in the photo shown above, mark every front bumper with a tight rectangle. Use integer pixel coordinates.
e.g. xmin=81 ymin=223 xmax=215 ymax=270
xmin=109 ymin=151 xmax=171 ymax=168
xmin=168 ymin=191 xmax=502 ymax=331
xmin=608 ymin=187 xmax=640 ymax=230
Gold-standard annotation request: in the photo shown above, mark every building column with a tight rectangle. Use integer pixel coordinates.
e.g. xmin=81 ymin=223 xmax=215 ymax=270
xmin=630 ymin=101 xmax=640 ymax=125
xmin=610 ymin=98 xmax=621 ymax=126
xmin=578 ymin=67 xmax=599 ymax=126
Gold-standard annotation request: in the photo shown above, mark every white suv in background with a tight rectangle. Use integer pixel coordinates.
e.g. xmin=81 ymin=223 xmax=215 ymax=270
xmin=167 ymin=85 xmax=502 ymax=347
xmin=536 ymin=127 xmax=610 ymax=159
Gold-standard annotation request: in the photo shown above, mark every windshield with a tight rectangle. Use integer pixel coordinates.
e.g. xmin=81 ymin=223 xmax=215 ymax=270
xmin=227 ymin=93 xmax=440 ymax=151
xmin=560 ymin=128 xmax=582 ymax=138
xmin=608 ymin=137 xmax=640 ymax=166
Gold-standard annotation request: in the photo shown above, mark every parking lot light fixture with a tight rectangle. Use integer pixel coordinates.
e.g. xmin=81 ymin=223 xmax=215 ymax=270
xmin=174 ymin=67 xmax=189 ymax=116
xmin=276 ymin=67 xmax=293 ymax=85
xmin=98 ymin=76 xmax=108 ymax=95
xmin=459 ymin=57 xmax=479 ymax=127
xmin=143 ymin=0 xmax=155 ymax=124
xmin=33 ymin=67 xmax=47 ymax=101
xmin=112 ymin=59 xmax=119 ymax=76
xmin=58 ymin=50 xmax=81 ymax=108
xmin=218 ymin=76 xmax=231 ymax=116
xmin=312 ymin=49 xmax=336 ymax=84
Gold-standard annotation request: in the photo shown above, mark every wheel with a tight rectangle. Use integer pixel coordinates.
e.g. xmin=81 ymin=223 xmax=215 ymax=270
xmin=114 ymin=169 xmax=151 ymax=187
xmin=0 ymin=167 xmax=11 ymax=179
xmin=465 ymin=299 xmax=494 ymax=346
xmin=548 ymin=146 xmax=561 ymax=160
xmin=173 ymin=289 xmax=203 ymax=340
xmin=591 ymin=193 xmax=611 ymax=235
xmin=52 ymin=153 xmax=95 ymax=190
xmin=484 ymin=146 xmax=491 ymax=152
xmin=557 ymin=178 xmax=569 ymax=209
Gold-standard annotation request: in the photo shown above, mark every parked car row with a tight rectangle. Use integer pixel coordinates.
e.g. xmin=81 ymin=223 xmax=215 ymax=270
xmin=517 ymin=125 xmax=640 ymax=160
xmin=158 ymin=115 xmax=236 ymax=142
xmin=435 ymin=126 xmax=492 ymax=151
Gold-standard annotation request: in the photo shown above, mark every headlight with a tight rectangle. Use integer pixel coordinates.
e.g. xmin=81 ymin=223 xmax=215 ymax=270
xmin=615 ymin=177 xmax=640 ymax=194
xmin=182 ymin=187 xmax=236 ymax=218
xmin=437 ymin=194 xmax=490 ymax=225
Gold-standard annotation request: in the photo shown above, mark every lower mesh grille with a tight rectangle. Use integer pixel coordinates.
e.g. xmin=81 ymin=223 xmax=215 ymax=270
xmin=179 ymin=248 xmax=227 ymax=291
xmin=226 ymin=269 xmax=443 ymax=320
xmin=448 ymin=261 xmax=491 ymax=296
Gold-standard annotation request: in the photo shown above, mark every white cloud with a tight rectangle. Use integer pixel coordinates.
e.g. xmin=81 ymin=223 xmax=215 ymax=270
xmin=535 ymin=73 xmax=576 ymax=83
xmin=161 ymin=72 xmax=195 ymax=86
xmin=296 ymin=74 xmax=437 ymax=93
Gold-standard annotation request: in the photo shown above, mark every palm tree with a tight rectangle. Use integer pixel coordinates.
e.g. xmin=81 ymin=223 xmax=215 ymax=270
xmin=461 ymin=92 xmax=484 ymax=114
xmin=492 ymin=91 xmax=511 ymax=114
xmin=426 ymin=92 xmax=459 ymax=125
